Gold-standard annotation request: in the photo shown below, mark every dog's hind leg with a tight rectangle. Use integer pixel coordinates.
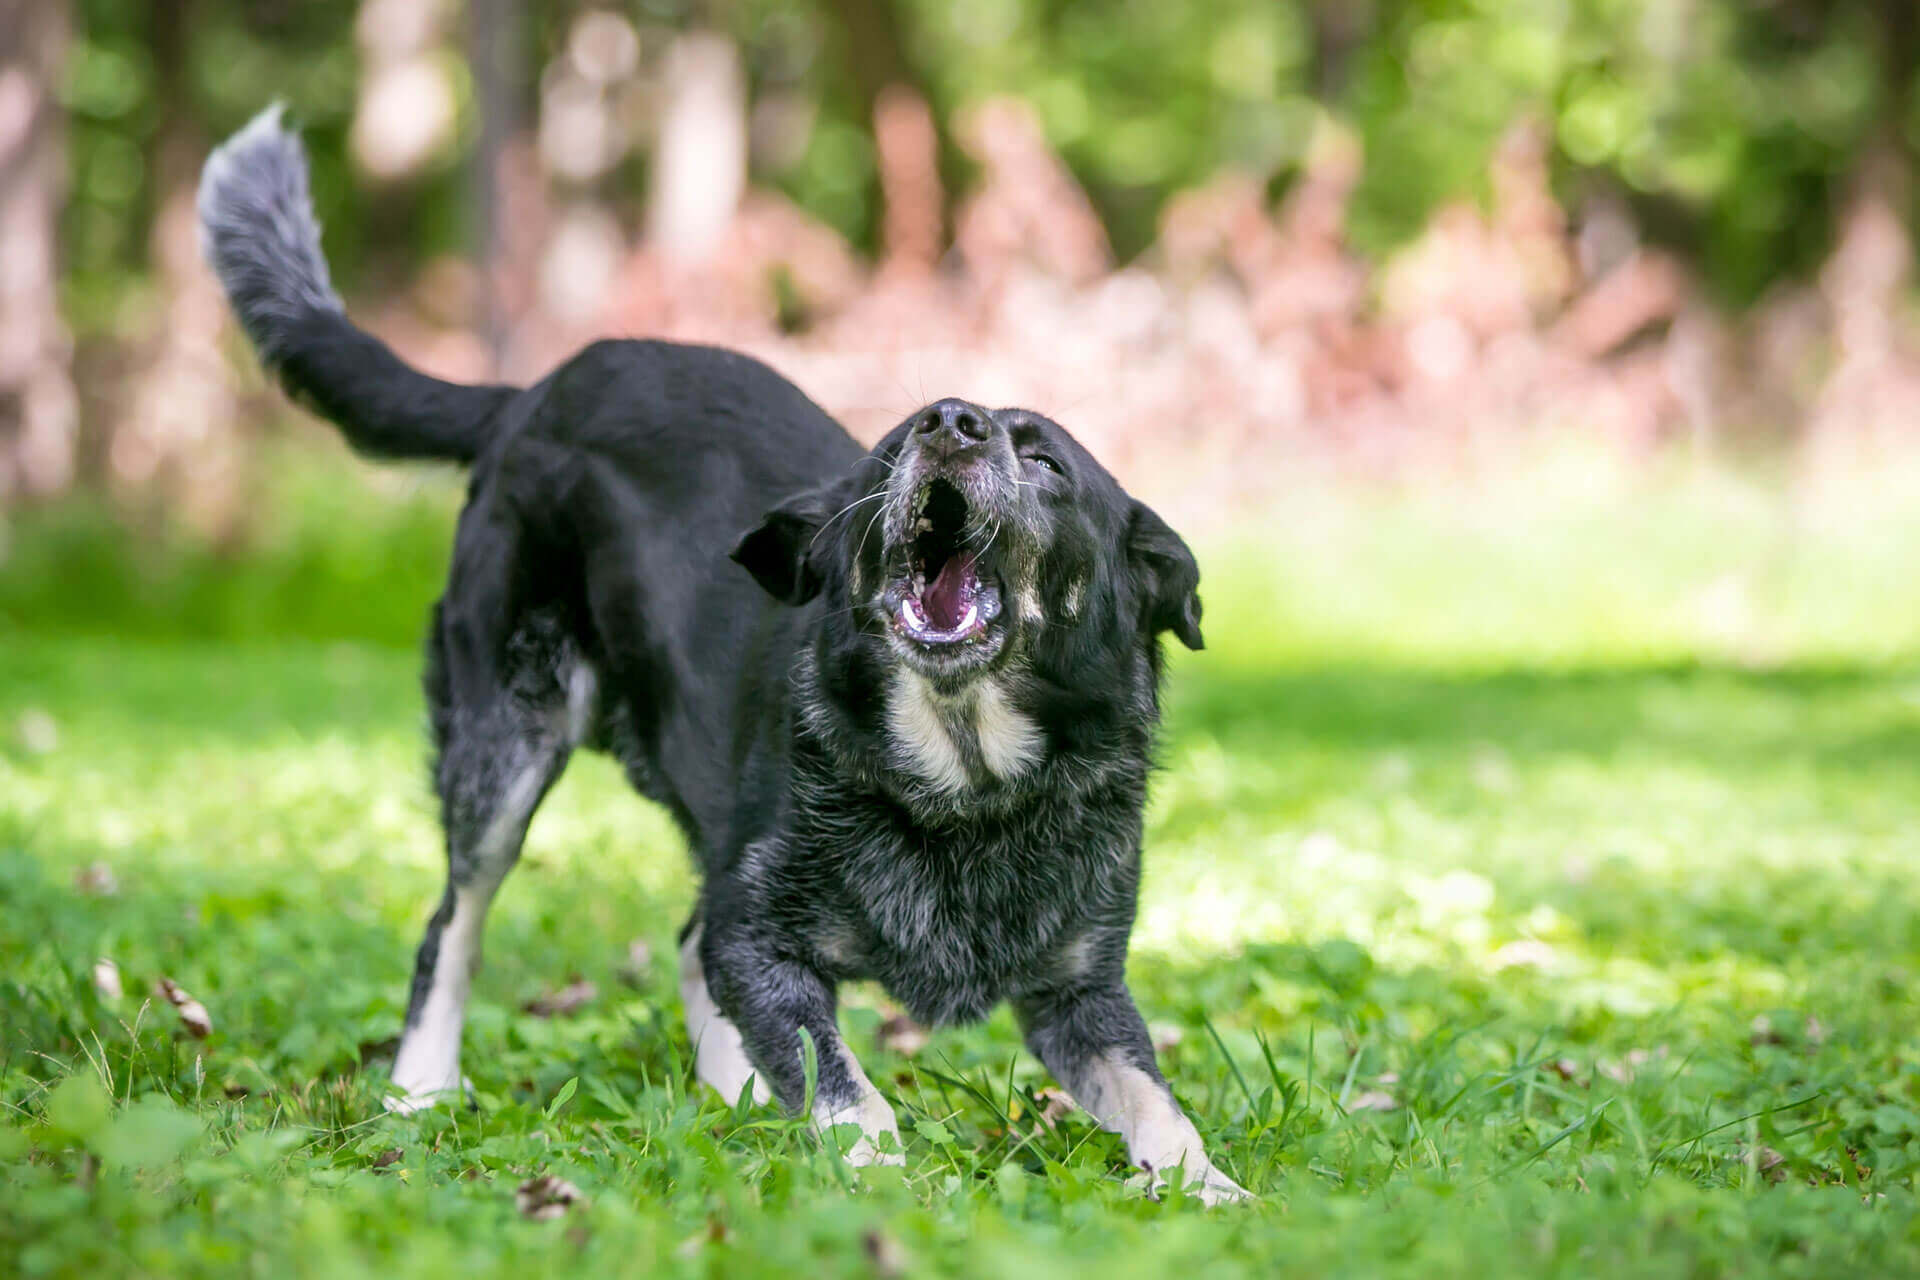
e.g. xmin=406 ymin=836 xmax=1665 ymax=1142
xmin=389 ymin=574 xmax=590 ymax=1110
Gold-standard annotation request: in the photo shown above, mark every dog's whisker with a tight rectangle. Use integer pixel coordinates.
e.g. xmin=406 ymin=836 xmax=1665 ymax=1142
xmin=858 ymin=497 xmax=890 ymax=561
xmin=807 ymin=491 xmax=889 ymax=555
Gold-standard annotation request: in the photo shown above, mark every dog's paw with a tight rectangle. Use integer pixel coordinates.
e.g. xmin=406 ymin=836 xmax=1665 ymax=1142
xmin=841 ymin=1130 xmax=907 ymax=1168
xmin=817 ymin=1094 xmax=904 ymax=1168
xmin=1138 ymin=1159 xmax=1252 ymax=1207
xmin=383 ymin=1075 xmax=471 ymax=1115
xmin=818 ymin=1118 xmax=906 ymax=1168
xmin=383 ymin=1091 xmax=439 ymax=1116
xmin=1190 ymin=1163 xmax=1252 ymax=1207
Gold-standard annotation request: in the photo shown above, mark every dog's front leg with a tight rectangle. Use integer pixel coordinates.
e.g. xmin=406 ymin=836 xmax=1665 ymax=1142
xmin=699 ymin=928 xmax=902 ymax=1166
xmin=1016 ymin=983 xmax=1249 ymax=1205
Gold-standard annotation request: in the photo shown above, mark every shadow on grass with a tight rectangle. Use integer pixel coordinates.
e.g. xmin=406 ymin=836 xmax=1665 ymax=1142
xmin=1173 ymin=659 xmax=1920 ymax=773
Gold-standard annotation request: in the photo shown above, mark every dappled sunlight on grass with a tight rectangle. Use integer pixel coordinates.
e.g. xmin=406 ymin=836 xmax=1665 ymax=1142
xmin=7 ymin=479 xmax=1920 ymax=1274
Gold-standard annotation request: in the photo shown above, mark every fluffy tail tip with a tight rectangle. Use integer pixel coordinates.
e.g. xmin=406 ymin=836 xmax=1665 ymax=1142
xmin=197 ymin=102 xmax=342 ymax=365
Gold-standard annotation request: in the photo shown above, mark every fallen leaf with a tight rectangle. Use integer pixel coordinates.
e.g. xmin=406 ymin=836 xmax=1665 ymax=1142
xmin=372 ymin=1148 xmax=403 ymax=1169
xmin=863 ymin=1228 xmax=909 ymax=1278
xmin=523 ymin=978 xmax=597 ymax=1018
xmin=1750 ymin=1016 xmax=1784 ymax=1046
xmin=618 ymin=940 xmax=654 ymax=986
xmin=1546 ymin=1058 xmax=1580 ymax=1082
xmin=877 ymin=1009 xmax=929 ymax=1056
xmin=674 ymin=1217 xmax=729 ymax=1258
xmin=74 ymin=863 xmax=119 ymax=897
xmin=92 ymin=959 xmax=123 ymax=1001
xmin=156 ymin=978 xmax=212 ymax=1038
xmin=516 ymin=1173 xmax=587 ymax=1220
xmin=1031 ymin=1086 xmax=1076 ymax=1131
xmin=1347 ymin=1089 xmax=1398 ymax=1112
xmin=1599 ymin=1046 xmax=1665 ymax=1084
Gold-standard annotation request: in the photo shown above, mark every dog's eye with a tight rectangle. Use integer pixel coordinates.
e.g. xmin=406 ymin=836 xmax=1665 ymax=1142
xmin=1023 ymin=453 xmax=1062 ymax=476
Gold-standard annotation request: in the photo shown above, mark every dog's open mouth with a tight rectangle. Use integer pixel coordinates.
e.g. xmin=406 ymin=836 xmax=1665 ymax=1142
xmin=888 ymin=479 xmax=1003 ymax=647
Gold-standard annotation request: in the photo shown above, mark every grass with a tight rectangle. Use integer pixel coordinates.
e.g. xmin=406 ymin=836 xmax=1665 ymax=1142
xmin=5 ymin=448 xmax=1920 ymax=1276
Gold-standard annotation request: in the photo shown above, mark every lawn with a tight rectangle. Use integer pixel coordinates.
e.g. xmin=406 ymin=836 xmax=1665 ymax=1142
xmin=5 ymin=453 xmax=1920 ymax=1276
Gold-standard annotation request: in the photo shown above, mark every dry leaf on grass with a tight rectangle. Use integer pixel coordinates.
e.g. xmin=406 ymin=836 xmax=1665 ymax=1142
xmin=156 ymin=978 xmax=212 ymax=1038
xmin=1598 ymin=1046 xmax=1666 ymax=1084
xmin=92 ymin=959 xmax=123 ymax=1001
xmin=1347 ymin=1090 xmax=1398 ymax=1112
xmin=74 ymin=862 xmax=118 ymax=896
xmin=674 ymin=1218 xmax=729 ymax=1258
xmin=515 ymin=1174 xmax=587 ymax=1220
xmin=618 ymin=940 xmax=654 ymax=986
xmin=1547 ymin=1058 xmax=1580 ymax=1082
xmin=1031 ymin=1086 xmax=1076 ymax=1131
xmin=523 ymin=978 xmax=597 ymax=1018
xmin=877 ymin=1009 xmax=929 ymax=1056
xmin=863 ymin=1228 xmax=909 ymax=1278
xmin=372 ymin=1148 xmax=403 ymax=1170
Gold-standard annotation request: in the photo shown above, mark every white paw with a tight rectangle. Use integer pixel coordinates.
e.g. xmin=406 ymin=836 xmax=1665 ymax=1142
xmin=1147 ymin=1159 xmax=1251 ymax=1207
xmin=383 ymin=1076 xmax=469 ymax=1115
xmin=817 ymin=1091 xmax=903 ymax=1167
xmin=839 ymin=1131 xmax=907 ymax=1168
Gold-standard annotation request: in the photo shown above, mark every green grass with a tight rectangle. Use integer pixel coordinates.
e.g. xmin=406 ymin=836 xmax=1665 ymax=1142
xmin=6 ymin=453 xmax=1920 ymax=1276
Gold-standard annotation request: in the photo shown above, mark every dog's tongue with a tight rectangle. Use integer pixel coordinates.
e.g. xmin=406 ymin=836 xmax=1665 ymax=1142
xmin=922 ymin=551 xmax=977 ymax=631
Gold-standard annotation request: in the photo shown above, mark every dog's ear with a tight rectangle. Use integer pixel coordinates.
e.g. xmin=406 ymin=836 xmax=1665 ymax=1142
xmin=1126 ymin=500 xmax=1203 ymax=650
xmin=731 ymin=485 xmax=837 ymax=605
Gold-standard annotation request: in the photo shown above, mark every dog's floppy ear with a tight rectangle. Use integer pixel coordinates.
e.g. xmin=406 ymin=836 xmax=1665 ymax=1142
xmin=731 ymin=485 xmax=837 ymax=605
xmin=1127 ymin=500 xmax=1204 ymax=650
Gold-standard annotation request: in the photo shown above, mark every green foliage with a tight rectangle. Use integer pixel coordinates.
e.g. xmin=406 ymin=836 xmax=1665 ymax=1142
xmin=53 ymin=1 xmax=1920 ymax=316
xmin=1343 ymin=0 xmax=1910 ymax=301
xmin=6 ymin=465 xmax=1920 ymax=1274
xmin=0 ymin=441 xmax=460 ymax=646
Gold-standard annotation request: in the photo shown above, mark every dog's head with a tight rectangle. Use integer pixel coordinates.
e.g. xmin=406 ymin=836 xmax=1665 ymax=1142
xmin=733 ymin=399 xmax=1201 ymax=694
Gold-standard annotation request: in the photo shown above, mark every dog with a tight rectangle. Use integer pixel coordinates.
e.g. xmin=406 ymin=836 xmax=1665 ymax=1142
xmin=198 ymin=106 xmax=1247 ymax=1204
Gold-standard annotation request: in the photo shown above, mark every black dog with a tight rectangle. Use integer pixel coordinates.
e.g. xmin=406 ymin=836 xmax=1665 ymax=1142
xmin=199 ymin=107 xmax=1246 ymax=1203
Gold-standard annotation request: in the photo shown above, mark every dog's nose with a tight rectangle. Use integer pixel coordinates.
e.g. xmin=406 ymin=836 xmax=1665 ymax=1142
xmin=915 ymin=399 xmax=992 ymax=453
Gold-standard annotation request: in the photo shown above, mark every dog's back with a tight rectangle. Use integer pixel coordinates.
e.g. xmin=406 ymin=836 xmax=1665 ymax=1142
xmin=200 ymin=107 xmax=859 ymax=855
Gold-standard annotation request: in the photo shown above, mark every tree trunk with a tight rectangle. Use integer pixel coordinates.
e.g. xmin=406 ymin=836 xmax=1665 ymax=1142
xmin=0 ymin=0 xmax=78 ymax=502
xmin=106 ymin=0 xmax=245 ymax=539
xmin=647 ymin=31 xmax=747 ymax=268
xmin=468 ymin=0 xmax=517 ymax=371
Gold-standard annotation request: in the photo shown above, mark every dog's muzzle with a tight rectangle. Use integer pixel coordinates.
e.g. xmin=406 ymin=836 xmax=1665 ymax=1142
xmin=879 ymin=401 xmax=1018 ymax=661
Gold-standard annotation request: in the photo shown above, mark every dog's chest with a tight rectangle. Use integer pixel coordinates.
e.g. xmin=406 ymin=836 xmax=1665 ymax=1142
xmin=823 ymin=818 xmax=1123 ymax=1026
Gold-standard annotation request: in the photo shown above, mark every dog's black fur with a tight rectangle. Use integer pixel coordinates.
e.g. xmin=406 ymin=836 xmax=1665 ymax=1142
xmin=200 ymin=108 xmax=1234 ymax=1192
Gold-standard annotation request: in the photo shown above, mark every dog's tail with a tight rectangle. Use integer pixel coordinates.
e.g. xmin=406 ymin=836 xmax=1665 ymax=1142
xmin=198 ymin=105 xmax=515 ymax=464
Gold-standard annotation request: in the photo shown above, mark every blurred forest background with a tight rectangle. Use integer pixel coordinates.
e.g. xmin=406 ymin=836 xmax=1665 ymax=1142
xmin=6 ymin=0 xmax=1920 ymax=550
